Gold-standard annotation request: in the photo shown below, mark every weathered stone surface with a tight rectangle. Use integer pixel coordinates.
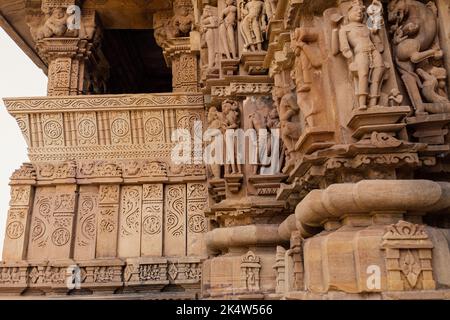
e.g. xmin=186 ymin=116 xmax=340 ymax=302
xmin=1 ymin=0 xmax=450 ymax=300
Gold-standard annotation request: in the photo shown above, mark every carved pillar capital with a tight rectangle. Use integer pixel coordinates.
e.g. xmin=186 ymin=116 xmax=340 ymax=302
xmin=26 ymin=2 xmax=108 ymax=96
xmin=164 ymin=37 xmax=200 ymax=93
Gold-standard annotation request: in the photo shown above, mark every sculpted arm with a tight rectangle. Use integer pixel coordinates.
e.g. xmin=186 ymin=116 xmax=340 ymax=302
xmin=339 ymin=27 xmax=353 ymax=59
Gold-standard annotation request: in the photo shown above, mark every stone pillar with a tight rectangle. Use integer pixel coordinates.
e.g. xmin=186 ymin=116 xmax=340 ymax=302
xmin=166 ymin=38 xmax=200 ymax=93
xmin=37 ymin=38 xmax=92 ymax=96
xmin=26 ymin=0 xmax=101 ymax=96
xmin=153 ymin=0 xmax=200 ymax=93
xmin=2 ymin=164 xmax=36 ymax=261
xmin=96 ymin=185 xmax=120 ymax=258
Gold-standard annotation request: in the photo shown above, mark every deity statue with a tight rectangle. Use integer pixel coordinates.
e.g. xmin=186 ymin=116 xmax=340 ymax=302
xmin=201 ymin=6 xmax=220 ymax=71
xmin=333 ymin=0 xmax=387 ymax=110
xmin=219 ymin=0 xmax=238 ymax=60
xmin=239 ymin=0 xmax=266 ymax=52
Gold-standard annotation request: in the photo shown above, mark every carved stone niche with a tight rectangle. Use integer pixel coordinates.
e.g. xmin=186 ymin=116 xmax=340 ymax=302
xmin=240 ymin=251 xmax=261 ymax=293
xmin=381 ymin=221 xmax=436 ymax=291
xmin=323 ymin=1 xmax=407 ymax=145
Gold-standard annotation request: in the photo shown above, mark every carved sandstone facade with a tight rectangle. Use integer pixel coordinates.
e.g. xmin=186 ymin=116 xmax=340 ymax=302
xmin=1 ymin=0 xmax=450 ymax=300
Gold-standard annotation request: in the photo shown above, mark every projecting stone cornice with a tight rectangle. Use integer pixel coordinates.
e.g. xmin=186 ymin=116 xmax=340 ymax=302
xmin=3 ymin=93 xmax=204 ymax=113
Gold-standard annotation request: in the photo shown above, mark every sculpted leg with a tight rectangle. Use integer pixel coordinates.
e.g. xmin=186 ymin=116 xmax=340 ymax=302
xmin=227 ymin=26 xmax=236 ymax=58
xmin=411 ymin=49 xmax=438 ymax=64
xmin=355 ymin=54 xmax=370 ymax=110
xmin=369 ymin=52 xmax=386 ymax=107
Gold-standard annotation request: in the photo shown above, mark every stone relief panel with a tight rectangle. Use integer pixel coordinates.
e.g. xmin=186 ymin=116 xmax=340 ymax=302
xmin=388 ymin=0 xmax=450 ymax=114
xmin=172 ymin=54 xmax=199 ymax=92
xmin=74 ymin=186 xmax=98 ymax=260
xmin=110 ymin=111 xmax=132 ymax=145
xmin=41 ymin=113 xmax=65 ymax=147
xmin=187 ymin=183 xmax=208 ymax=256
xmin=141 ymin=184 xmax=164 ymax=256
xmin=4 ymin=94 xmax=204 ymax=162
xmin=50 ymin=185 xmax=77 ymax=259
xmin=27 ymin=188 xmax=54 ymax=261
xmin=164 ymin=184 xmax=187 ymax=256
xmin=13 ymin=114 xmax=31 ymax=147
xmin=143 ymin=110 xmax=165 ymax=143
xmin=76 ymin=112 xmax=99 ymax=146
xmin=118 ymin=185 xmax=142 ymax=258
xmin=96 ymin=185 xmax=120 ymax=258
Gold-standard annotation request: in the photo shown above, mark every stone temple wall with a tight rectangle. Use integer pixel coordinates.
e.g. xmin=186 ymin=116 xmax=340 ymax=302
xmin=1 ymin=0 xmax=450 ymax=299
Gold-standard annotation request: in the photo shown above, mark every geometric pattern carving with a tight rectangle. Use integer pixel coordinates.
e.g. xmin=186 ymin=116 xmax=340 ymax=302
xmin=186 ymin=183 xmax=208 ymax=256
xmin=381 ymin=221 xmax=435 ymax=291
xmin=141 ymin=184 xmax=164 ymax=256
xmin=164 ymin=184 xmax=186 ymax=256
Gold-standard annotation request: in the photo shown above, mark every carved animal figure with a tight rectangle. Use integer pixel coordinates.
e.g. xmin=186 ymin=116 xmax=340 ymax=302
xmin=388 ymin=0 xmax=449 ymax=112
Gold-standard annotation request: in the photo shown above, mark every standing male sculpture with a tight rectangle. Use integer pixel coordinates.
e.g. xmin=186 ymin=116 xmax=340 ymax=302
xmin=333 ymin=0 xmax=387 ymax=110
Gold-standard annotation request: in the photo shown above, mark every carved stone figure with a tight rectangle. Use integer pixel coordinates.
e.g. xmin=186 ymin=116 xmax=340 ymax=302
xmin=206 ymin=107 xmax=224 ymax=180
xmin=201 ymin=6 xmax=220 ymax=71
xmin=265 ymin=0 xmax=278 ymax=20
xmin=265 ymin=107 xmax=284 ymax=174
xmin=239 ymin=0 xmax=266 ymax=52
xmin=31 ymin=7 xmax=68 ymax=41
xmin=388 ymin=0 xmax=449 ymax=113
xmin=219 ymin=0 xmax=238 ymax=60
xmin=273 ymin=85 xmax=301 ymax=163
xmin=169 ymin=1 xmax=194 ymax=38
xmin=222 ymin=99 xmax=242 ymax=175
xmin=333 ymin=0 xmax=387 ymax=110
xmin=291 ymin=27 xmax=325 ymax=128
xmin=249 ymin=100 xmax=269 ymax=174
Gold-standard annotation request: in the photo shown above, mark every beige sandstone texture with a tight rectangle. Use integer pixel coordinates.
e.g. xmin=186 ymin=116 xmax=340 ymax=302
xmin=1 ymin=0 xmax=450 ymax=300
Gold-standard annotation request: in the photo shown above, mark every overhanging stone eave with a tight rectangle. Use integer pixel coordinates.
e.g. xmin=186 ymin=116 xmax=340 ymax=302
xmin=0 ymin=11 xmax=47 ymax=73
